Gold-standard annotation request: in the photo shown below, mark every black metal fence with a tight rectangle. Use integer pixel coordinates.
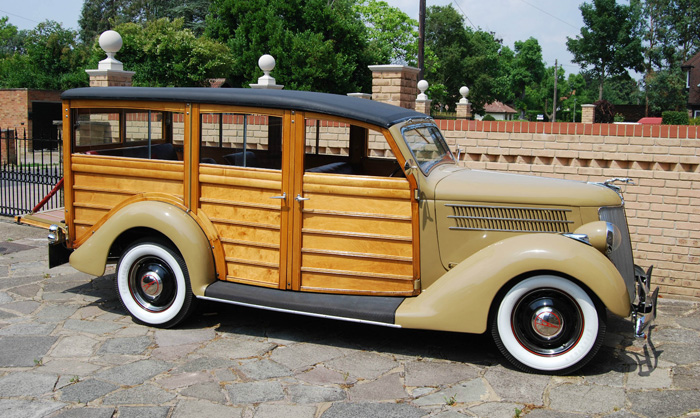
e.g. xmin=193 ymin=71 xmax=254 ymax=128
xmin=1 ymin=128 xmax=63 ymax=217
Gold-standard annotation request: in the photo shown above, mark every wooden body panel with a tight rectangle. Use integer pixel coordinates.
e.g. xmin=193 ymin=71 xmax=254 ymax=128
xmin=198 ymin=165 xmax=284 ymax=288
xmin=69 ymin=155 xmax=185 ymax=245
xmin=297 ymin=173 xmax=415 ymax=295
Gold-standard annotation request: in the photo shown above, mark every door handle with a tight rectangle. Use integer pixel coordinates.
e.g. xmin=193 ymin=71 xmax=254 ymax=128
xmin=295 ymin=194 xmax=310 ymax=202
xmin=270 ymin=192 xmax=286 ymax=200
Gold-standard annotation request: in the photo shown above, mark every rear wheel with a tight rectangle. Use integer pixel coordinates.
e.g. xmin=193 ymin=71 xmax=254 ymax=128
xmin=491 ymin=275 xmax=606 ymax=374
xmin=116 ymin=240 xmax=195 ymax=328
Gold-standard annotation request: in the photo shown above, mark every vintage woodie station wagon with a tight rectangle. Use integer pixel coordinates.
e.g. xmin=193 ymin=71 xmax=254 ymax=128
xmin=49 ymin=86 xmax=658 ymax=374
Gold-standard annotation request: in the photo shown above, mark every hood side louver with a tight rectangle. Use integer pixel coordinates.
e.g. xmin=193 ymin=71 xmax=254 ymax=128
xmin=447 ymin=204 xmax=572 ymax=233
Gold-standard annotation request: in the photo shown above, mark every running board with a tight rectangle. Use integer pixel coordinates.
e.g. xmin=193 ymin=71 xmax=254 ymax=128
xmin=200 ymin=281 xmax=405 ymax=328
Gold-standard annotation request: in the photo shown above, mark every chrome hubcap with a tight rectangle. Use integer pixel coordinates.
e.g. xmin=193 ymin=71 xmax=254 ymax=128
xmin=140 ymin=271 xmax=163 ymax=298
xmin=128 ymin=254 xmax=177 ymax=313
xmin=532 ymin=307 xmax=563 ymax=339
xmin=512 ymin=288 xmax=583 ymax=356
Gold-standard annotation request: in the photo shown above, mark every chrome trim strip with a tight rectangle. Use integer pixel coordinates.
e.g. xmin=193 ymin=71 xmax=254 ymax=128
xmin=197 ymin=295 xmax=403 ymax=328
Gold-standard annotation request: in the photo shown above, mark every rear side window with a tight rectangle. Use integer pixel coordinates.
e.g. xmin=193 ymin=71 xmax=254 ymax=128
xmin=72 ymin=109 xmax=182 ymax=161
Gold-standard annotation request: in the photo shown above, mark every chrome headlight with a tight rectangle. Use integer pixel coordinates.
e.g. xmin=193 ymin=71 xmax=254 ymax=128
xmin=565 ymin=221 xmax=621 ymax=256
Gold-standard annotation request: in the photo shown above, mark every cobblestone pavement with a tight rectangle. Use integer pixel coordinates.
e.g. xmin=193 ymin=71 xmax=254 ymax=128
xmin=1 ymin=218 xmax=699 ymax=418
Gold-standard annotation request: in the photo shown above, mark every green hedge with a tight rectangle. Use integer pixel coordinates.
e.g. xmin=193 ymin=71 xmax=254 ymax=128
xmin=662 ymin=111 xmax=689 ymax=125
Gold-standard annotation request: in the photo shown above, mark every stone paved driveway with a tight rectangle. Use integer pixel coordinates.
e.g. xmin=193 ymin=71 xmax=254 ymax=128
xmin=1 ymin=218 xmax=699 ymax=418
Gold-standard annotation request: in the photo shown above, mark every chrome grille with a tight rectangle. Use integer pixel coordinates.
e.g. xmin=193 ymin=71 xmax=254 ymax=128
xmin=447 ymin=204 xmax=572 ymax=233
xmin=599 ymin=206 xmax=636 ymax=302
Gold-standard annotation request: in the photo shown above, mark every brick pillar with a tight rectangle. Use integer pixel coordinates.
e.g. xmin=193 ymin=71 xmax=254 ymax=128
xmin=415 ymin=99 xmax=431 ymax=115
xmin=85 ymin=30 xmax=134 ymax=87
xmin=581 ymin=104 xmax=595 ymax=124
xmin=1 ymin=129 xmax=17 ymax=165
xmin=368 ymin=65 xmax=419 ymax=109
xmin=456 ymin=103 xmax=472 ymax=119
xmin=86 ymin=71 xmax=134 ymax=87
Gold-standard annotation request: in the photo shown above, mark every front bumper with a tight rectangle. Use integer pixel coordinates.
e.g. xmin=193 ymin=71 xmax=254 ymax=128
xmin=632 ymin=265 xmax=659 ymax=338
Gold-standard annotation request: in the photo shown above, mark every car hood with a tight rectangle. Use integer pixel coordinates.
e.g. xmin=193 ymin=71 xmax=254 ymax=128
xmin=433 ymin=167 xmax=621 ymax=207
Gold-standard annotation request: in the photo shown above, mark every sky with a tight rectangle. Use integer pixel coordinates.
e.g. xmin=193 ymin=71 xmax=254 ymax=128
xmin=0 ymin=0 xmax=588 ymax=74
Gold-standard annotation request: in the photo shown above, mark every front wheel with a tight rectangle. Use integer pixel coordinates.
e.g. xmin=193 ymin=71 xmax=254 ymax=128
xmin=491 ymin=275 xmax=606 ymax=374
xmin=116 ymin=240 xmax=196 ymax=328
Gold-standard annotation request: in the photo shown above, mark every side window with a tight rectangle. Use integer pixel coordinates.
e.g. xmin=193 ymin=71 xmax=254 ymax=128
xmin=303 ymin=117 xmax=400 ymax=177
xmin=73 ymin=108 xmax=182 ymax=161
xmin=199 ymin=112 xmax=282 ymax=170
xmin=74 ymin=109 xmax=120 ymax=147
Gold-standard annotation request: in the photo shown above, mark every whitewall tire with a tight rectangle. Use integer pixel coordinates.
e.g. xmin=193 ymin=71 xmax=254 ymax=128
xmin=491 ymin=275 xmax=606 ymax=374
xmin=116 ymin=240 xmax=195 ymax=328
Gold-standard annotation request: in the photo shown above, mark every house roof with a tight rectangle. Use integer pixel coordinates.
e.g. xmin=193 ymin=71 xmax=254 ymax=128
xmin=484 ymin=101 xmax=517 ymax=114
xmin=61 ymin=87 xmax=429 ymax=128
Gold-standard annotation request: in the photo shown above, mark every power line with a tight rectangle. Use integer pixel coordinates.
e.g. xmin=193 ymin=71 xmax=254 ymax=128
xmin=451 ymin=0 xmax=478 ymax=31
xmin=0 ymin=8 xmax=41 ymax=25
xmin=517 ymin=0 xmax=579 ymax=30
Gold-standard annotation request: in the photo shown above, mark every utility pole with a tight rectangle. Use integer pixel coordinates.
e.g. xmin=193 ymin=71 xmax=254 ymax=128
xmin=418 ymin=0 xmax=425 ymax=80
xmin=552 ymin=59 xmax=558 ymax=123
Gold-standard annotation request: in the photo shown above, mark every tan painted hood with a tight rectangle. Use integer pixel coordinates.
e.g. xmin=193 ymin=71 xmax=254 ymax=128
xmin=433 ymin=167 xmax=621 ymax=207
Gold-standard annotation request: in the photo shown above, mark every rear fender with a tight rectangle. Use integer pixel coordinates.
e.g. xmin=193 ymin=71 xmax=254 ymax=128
xmin=69 ymin=200 xmax=216 ymax=296
xmin=395 ymin=233 xmax=630 ymax=333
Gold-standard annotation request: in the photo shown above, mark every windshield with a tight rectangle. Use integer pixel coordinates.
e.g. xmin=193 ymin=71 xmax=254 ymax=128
xmin=401 ymin=123 xmax=454 ymax=174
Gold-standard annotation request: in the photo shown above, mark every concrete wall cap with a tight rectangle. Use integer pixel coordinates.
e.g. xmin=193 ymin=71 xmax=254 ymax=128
xmin=368 ymin=65 xmax=420 ymax=74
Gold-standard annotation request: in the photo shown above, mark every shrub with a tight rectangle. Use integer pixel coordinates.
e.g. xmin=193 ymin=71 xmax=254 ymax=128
xmin=689 ymin=117 xmax=700 ymax=125
xmin=661 ymin=111 xmax=689 ymax=125
xmin=594 ymin=100 xmax=615 ymax=123
xmin=482 ymin=114 xmax=496 ymax=121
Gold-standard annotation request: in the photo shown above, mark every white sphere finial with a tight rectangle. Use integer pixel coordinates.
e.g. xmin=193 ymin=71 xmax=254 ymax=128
xmin=459 ymin=86 xmax=470 ymax=104
xmin=97 ymin=30 xmax=124 ymax=71
xmin=417 ymin=79 xmax=429 ymax=101
xmin=258 ymin=54 xmax=276 ymax=76
xmin=99 ymin=30 xmax=123 ymax=55
xmin=251 ymin=54 xmax=283 ymax=89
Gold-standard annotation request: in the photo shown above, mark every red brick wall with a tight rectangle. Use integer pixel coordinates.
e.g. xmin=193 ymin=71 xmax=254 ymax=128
xmin=0 ymin=89 xmax=30 ymax=134
xmin=0 ymin=89 xmax=61 ymax=138
xmin=437 ymin=119 xmax=700 ymax=300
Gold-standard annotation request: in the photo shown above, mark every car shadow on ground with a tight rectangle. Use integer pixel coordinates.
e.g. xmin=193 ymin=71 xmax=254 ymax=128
xmin=65 ymin=274 xmax=660 ymax=377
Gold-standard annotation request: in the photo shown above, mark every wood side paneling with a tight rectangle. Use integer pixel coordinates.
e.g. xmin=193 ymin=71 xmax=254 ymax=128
xmin=298 ymin=173 xmax=414 ymax=295
xmin=198 ymin=165 xmax=284 ymax=287
xmin=70 ymin=156 xmax=185 ymax=244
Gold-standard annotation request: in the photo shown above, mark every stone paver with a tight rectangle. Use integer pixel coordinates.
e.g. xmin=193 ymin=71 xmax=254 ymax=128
xmin=0 ymin=218 xmax=698 ymax=418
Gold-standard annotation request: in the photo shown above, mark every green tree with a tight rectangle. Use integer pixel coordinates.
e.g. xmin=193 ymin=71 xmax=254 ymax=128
xmin=79 ymin=0 xmax=213 ymax=43
xmin=662 ymin=0 xmax=700 ymax=63
xmin=424 ymin=5 xmax=506 ymax=113
xmin=646 ymin=67 xmax=687 ymax=113
xmin=94 ymin=18 xmax=234 ymax=87
xmin=206 ymin=0 xmax=373 ymax=93
xmin=639 ymin=0 xmax=697 ymax=115
xmin=0 ymin=17 xmax=27 ymax=57
xmin=509 ymin=37 xmax=545 ymax=118
xmin=0 ymin=20 xmax=88 ymax=89
xmin=566 ymin=0 xmax=644 ymax=100
xmin=353 ymin=0 xmax=418 ymax=65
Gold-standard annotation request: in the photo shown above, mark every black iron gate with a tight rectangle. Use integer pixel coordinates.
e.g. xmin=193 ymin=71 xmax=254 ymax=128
xmin=1 ymin=128 xmax=63 ymax=217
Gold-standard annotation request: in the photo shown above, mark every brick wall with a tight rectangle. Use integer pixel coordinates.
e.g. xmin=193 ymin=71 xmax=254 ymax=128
xmin=0 ymin=89 xmax=30 ymax=132
xmin=0 ymin=89 xmax=61 ymax=138
xmin=436 ymin=119 xmax=700 ymax=300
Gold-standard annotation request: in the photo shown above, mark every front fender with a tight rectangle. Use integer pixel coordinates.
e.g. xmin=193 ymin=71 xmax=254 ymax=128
xmin=395 ymin=233 xmax=630 ymax=334
xmin=69 ymin=200 xmax=216 ymax=296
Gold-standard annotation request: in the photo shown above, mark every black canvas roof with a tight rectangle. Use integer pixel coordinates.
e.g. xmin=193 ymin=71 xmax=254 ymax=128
xmin=61 ymin=87 xmax=429 ymax=128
